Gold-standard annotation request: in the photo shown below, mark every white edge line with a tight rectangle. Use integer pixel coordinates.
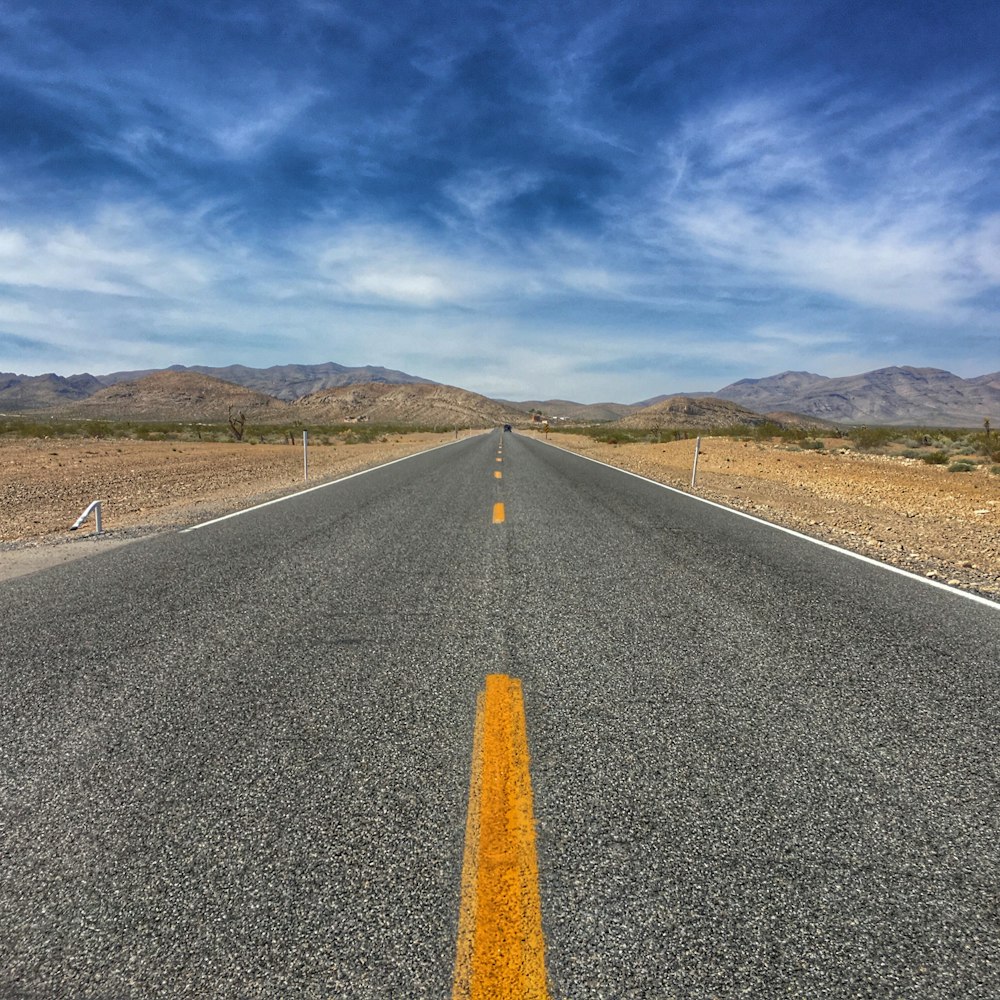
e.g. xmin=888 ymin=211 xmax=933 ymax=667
xmin=537 ymin=437 xmax=1000 ymax=612
xmin=180 ymin=435 xmax=480 ymax=533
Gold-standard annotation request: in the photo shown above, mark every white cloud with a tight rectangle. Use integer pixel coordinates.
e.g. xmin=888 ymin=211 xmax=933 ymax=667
xmin=675 ymin=200 xmax=976 ymax=314
xmin=655 ymin=86 xmax=1000 ymax=319
xmin=0 ymin=207 xmax=216 ymax=299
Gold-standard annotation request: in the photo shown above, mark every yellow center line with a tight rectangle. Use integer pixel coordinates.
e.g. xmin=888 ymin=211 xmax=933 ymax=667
xmin=491 ymin=502 xmax=505 ymax=524
xmin=493 ymin=471 xmax=502 ymax=479
xmin=452 ymin=675 xmax=549 ymax=1000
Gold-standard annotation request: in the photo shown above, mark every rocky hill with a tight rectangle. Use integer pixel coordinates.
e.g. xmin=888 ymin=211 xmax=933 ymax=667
xmin=26 ymin=371 xmax=523 ymax=427
xmin=293 ymin=382 xmax=527 ymax=427
xmin=616 ymin=396 xmax=779 ymax=430
xmin=56 ymin=371 xmax=289 ymax=423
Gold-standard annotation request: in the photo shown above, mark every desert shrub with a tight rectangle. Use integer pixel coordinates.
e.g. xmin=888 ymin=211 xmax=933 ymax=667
xmin=799 ymin=438 xmax=824 ymax=450
xmin=850 ymin=426 xmax=898 ymax=450
xmin=990 ymin=465 xmax=1000 ymax=476
xmin=922 ymin=451 xmax=949 ymax=465
xmin=948 ymin=461 xmax=975 ymax=473
xmin=900 ymin=448 xmax=924 ymax=459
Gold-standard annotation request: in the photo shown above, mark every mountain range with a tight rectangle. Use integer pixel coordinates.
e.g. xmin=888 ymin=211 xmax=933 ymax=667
xmin=1 ymin=362 xmax=997 ymax=427
xmin=713 ymin=367 xmax=999 ymax=427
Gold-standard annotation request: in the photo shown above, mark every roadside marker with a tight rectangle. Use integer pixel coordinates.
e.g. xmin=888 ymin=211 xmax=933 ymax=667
xmin=496 ymin=457 xmax=502 ymax=463
xmin=492 ymin=502 xmax=505 ymax=524
xmin=452 ymin=675 xmax=549 ymax=1000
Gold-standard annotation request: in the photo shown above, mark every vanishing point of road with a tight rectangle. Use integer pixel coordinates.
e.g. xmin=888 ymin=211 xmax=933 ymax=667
xmin=2 ymin=430 xmax=998 ymax=998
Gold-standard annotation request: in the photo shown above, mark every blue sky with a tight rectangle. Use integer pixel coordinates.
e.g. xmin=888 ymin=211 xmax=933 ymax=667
xmin=1 ymin=0 xmax=998 ymax=401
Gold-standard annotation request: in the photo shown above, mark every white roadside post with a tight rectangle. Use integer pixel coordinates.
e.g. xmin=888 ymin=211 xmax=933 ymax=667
xmin=690 ymin=436 xmax=701 ymax=488
xmin=70 ymin=500 xmax=103 ymax=536
xmin=303 ymin=430 xmax=309 ymax=482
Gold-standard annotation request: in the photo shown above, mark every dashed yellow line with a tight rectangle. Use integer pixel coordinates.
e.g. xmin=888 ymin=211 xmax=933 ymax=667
xmin=493 ymin=471 xmax=502 ymax=479
xmin=491 ymin=502 xmax=505 ymax=524
xmin=496 ymin=457 xmax=502 ymax=463
xmin=452 ymin=675 xmax=549 ymax=1000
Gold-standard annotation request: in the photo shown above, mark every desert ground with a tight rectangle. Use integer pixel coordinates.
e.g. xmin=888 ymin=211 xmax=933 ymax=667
xmin=2 ymin=429 xmax=998 ymax=600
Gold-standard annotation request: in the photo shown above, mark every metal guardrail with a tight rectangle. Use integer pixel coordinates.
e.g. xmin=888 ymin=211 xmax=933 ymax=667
xmin=70 ymin=500 xmax=103 ymax=536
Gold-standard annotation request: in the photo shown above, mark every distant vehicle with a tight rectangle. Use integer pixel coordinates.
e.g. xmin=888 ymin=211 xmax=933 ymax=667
xmin=503 ymin=424 xmax=512 ymax=432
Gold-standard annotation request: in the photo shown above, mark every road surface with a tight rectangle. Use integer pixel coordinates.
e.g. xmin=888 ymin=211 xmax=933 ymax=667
xmin=2 ymin=429 xmax=998 ymax=998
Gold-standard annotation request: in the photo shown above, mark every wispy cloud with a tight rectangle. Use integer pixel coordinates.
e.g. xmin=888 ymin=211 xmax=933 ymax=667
xmin=655 ymin=82 xmax=1000 ymax=322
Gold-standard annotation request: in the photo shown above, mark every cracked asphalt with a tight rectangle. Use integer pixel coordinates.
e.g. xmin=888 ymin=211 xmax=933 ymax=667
xmin=2 ymin=430 xmax=998 ymax=998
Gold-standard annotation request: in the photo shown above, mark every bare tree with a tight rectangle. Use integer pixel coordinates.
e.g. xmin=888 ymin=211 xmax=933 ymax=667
xmin=228 ymin=405 xmax=247 ymax=442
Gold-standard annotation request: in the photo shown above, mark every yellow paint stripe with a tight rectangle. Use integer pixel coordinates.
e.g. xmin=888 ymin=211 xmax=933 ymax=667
xmin=491 ymin=502 xmax=505 ymax=524
xmin=493 ymin=471 xmax=502 ymax=479
xmin=452 ymin=676 xmax=549 ymax=1000
xmin=495 ymin=457 xmax=502 ymax=463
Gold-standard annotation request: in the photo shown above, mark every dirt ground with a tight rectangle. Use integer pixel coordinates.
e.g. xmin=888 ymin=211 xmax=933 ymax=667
xmin=0 ymin=432 xmax=467 ymax=579
xmin=2 ymin=430 xmax=999 ymax=601
xmin=544 ymin=431 xmax=1000 ymax=601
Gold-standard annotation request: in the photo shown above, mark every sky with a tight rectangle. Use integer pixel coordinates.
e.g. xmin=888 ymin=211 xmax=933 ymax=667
xmin=1 ymin=0 xmax=999 ymax=402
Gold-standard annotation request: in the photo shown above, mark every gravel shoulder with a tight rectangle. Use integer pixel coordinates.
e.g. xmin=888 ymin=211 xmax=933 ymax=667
xmin=543 ymin=431 xmax=1000 ymax=601
xmin=0 ymin=432 xmax=470 ymax=581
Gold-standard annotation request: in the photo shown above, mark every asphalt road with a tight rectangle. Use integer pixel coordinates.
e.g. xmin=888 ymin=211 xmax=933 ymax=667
xmin=2 ymin=429 xmax=998 ymax=999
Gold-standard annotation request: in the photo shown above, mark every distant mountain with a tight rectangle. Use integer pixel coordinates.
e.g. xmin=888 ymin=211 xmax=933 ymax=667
xmin=0 ymin=371 xmax=104 ymax=411
xmin=0 ymin=361 xmax=434 ymax=412
xmin=100 ymin=362 xmax=434 ymax=400
xmin=969 ymin=371 xmax=1000 ymax=391
xmin=293 ymin=382 xmax=527 ymax=427
xmin=500 ymin=398 xmax=635 ymax=422
xmin=713 ymin=371 xmax=830 ymax=409
xmin=58 ymin=371 xmax=289 ymax=422
xmin=48 ymin=372 xmax=520 ymax=426
xmin=714 ymin=367 xmax=999 ymax=426
xmin=3 ymin=360 xmax=996 ymax=427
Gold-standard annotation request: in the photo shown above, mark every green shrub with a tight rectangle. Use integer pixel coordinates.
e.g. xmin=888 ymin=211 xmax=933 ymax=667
xmin=850 ymin=426 xmax=898 ymax=450
xmin=948 ymin=461 xmax=974 ymax=473
xmin=922 ymin=451 xmax=949 ymax=465
xmin=799 ymin=438 xmax=824 ymax=450
xmin=990 ymin=465 xmax=1000 ymax=476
